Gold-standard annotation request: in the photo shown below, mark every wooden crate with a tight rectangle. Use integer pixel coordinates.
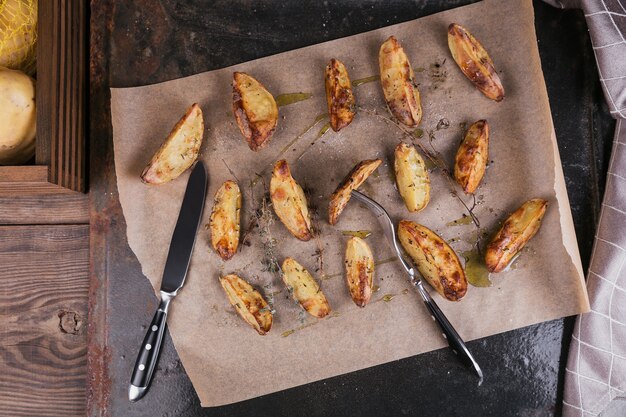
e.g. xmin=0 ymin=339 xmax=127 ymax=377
xmin=0 ymin=0 xmax=87 ymax=193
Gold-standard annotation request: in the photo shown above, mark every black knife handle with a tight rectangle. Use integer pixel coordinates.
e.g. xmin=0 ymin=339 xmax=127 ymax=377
xmin=129 ymin=292 xmax=172 ymax=399
xmin=414 ymin=281 xmax=483 ymax=380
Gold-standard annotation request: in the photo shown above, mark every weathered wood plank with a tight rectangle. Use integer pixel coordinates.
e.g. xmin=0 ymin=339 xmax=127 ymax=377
xmin=0 ymin=225 xmax=89 ymax=417
xmin=0 ymin=194 xmax=89 ymax=225
xmin=0 ymin=166 xmax=49 ymax=183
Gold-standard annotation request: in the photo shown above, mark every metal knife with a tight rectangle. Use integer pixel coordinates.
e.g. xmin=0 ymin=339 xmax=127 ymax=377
xmin=128 ymin=161 xmax=208 ymax=402
xmin=350 ymin=190 xmax=483 ymax=383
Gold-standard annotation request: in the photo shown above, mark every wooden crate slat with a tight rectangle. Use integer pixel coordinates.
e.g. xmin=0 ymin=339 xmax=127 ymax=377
xmin=34 ymin=0 xmax=87 ymax=192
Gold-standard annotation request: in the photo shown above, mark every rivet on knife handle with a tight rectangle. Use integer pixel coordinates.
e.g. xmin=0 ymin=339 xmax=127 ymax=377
xmin=129 ymin=292 xmax=172 ymax=401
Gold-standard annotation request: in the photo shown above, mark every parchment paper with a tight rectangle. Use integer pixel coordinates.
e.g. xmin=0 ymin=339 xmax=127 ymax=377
xmin=111 ymin=0 xmax=590 ymax=406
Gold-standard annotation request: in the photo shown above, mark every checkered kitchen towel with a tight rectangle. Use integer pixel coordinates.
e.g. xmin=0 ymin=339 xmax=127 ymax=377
xmin=544 ymin=1 xmax=626 ymax=416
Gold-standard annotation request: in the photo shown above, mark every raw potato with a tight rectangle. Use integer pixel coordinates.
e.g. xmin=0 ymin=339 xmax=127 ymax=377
xmin=141 ymin=103 xmax=203 ymax=184
xmin=325 ymin=58 xmax=356 ymax=132
xmin=0 ymin=0 xmax=38 ymax=75
xmin=398 ymin=220 xmax=468 ymax=301
xmin=219 ymin=274 xmax=272 ymax=335
xmin=394 ymin=142 xmax=430 ymax=212
xmin=345 ymin=237 xmax=375 ymax=307
xmin=232 ymin=71 xmax=278 ymax=151
xmin=270 ymin=159 xmax=313 ymax=241
xmin=454 ymin=120 xmax=489 ymax=194
xmin=485 ymin=199 xmax=548 ymax=273
xmin=329 ymin=159 xmax=382 ymax=225
xmin=209 ymin=180 xmax=242 ymax=261
xmin=281 ymin=258 xmax=331 ymax=318
xmin=0 ymin=66 xmax=35 ymax=165
xmin=378 ymin=36 xmax=422 ymax=127
xmin=448 ymin=23 xmax=504 ymax=102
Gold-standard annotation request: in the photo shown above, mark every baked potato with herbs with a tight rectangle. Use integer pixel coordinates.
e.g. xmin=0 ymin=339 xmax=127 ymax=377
xmin=325 ymin=58 xmax=356 ymax=132
xmin=448 ymin=23 xmax=504 ymax=102
xmin=232 ymin=71 xmax=278 ymax=151
xmin=485 ymin=199 xmax=548 ymax=273
xmin=141 ymin=103 xmax=204 ymax=185
xmin=209 ymin=180 xmax=242 ymax=261
xmin=345 ymin=236 xmax=375 ymax=307
xmin=379 ymin=36 xmax=422 ymax=127
xmin=282 ymin=257 xmax=331 ymax=318
xmin=398 ymin=220 xmax=467 ymax=301
xmin=394 ymin=142 xmax=430 ymax=212
xmin=454 ymin=120 xmax=489 ymax=194
xmin=329 ymin=159 xmax=382 ymax=225
xmin=270 ymin=159 xmax=313 ymax=241
xmin=219 ymin=274 xmax=273 ymax=335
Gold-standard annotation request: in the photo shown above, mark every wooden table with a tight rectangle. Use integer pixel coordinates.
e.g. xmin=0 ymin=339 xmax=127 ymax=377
xmin=0 ymin=0 xmax=615 ymax=416
xmin=0 ymin=189 xmax=89 ymax=416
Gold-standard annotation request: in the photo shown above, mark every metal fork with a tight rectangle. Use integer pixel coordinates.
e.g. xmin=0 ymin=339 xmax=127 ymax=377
xmin=351 ymin=190 xmax=483 ymax=383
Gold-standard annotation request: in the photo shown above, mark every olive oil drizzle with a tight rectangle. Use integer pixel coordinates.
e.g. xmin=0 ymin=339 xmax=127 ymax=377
xmin=279 ymin=113 xmax=328 ymax=156
xmin=351 ymin=74 xmax=380 ymax=87
xmin=251 ymin=113 xmax=328 ymax=187
xmin=295 ymin=122 xmax=331 ymax=162
xmin=275 ymin=92 xmax=313 ymax=107
xmin=281 ymin=311 xmax=341 ymax=337
xmin=341 ymin=230 xmax=372 ymax=239
xmin=462 ymin=250 xmax=492 ymax=287
xmin=446 ymin=215 xmax=474 ymax=226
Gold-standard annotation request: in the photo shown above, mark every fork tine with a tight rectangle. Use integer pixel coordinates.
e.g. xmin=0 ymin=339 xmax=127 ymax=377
xmin=351 ymin=190 xmax=386 ymax=216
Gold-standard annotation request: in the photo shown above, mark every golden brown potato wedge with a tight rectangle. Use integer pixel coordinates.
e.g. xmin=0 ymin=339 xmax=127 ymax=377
xmin=454 ymin=120 xmax=489 ymax=194
xmin=270 ymin=160 xmax=313 ymax=241
xmin=394 ymin=142 xmax=430 ymax=212
xmin=485 ymin=199 xmax=548 ymax=273
xmin=219 ymin=274 xmax=273 ymax=335
xmin=329 ymin=159 xmax=382 ymax=225
xmin=209 ymin=180 xmax=242 ymax=260
xmin=141 ymin=103 xmax=204 ymax=184
xmin=448 ymin=23 xmax=504 ymax=102
xmin=281 ymin=257 xmax=331 ymax=318
xmin=379 ymin=36 xmax=422 ymax=127
xmin=398 ymin=220 xmax=467 ymax=301
xmin=325 ymin=58 xmax=356 ymax=132
xmin=232 ymin=72 xmax=278 ymax=151
xmin=345 ymin=237 xmax=375 ymax=307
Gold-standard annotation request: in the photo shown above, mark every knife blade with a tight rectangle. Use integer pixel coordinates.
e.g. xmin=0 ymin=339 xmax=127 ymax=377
xmin=128 ymin=161 xmax=207 ymax=402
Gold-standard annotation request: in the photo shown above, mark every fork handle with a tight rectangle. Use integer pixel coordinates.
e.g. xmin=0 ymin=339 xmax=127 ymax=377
xmin=414 ymin=281 xmax=483 ymax=380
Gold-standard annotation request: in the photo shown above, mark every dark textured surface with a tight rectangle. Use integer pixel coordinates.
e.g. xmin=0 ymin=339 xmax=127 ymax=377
xmin=88 ymin=1 xmax=614 ymax=416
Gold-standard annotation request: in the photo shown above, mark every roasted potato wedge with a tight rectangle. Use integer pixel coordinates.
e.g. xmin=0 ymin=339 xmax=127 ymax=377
xmin=379 ymin=36 xmax=422 ymax=127
xmin=329 ymin=159 xmax=382 ymax=225
xmin=270 ymin=160 xmax=313 ymax=241
xmin=398 ymin=220 xmax=467 ymax=301
xmin=281 ymin=257 xmax=331 ymax=318
xmin=141 ymin=103 xmax=204 ymax=184
xmin=345 ymin=237 xmax=375 ymax=307
xmin=454 ymin=120 xmax=489 ymax=194
xmin=325 ymin=58 xmax=356 ymax=132
xmin=394 ymin=142 xmax=430 ymax=212
xmin=209 ymin=180 xmax=242 ymax=260
xmin=485 ymin=199 xmax=548 ymax=273
xmin=448 ymin=23 xmax=504 ymax=102
xmin=219 ymin=274 xmax=273 ymax=335
xmin=232 ymin=72 xmax=278 ymax=151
